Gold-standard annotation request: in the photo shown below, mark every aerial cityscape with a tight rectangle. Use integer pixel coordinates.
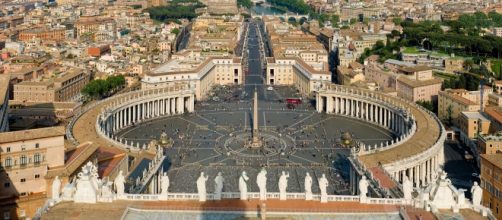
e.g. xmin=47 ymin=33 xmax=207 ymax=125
xmin=1 ymin=0 xmax=502 ymax=219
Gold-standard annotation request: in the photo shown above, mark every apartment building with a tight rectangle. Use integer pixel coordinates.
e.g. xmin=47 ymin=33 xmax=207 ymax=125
xmin=264 ymin=17 xmax=331 ymax=95
xmin=480 ymin=154 xmax=502 ymax=219
xmin=458 ymin=111 xmax=490 ymax=143
xmin=13 ymin=68 xmax=90 ymax=102
xmin=395 ymin=66 xmax=442 ymax=102
xmin=0 ymin=127 xmax=65 ymax=219
xmin=142 ymin=52 xmax=242 ymax=100
xmin=438 ymin=89 xmax=486 ymax=125
xmin=75 ymin=16 xmax=117 ymax=42
xmin=18 ymin=27 xmax=68 ymax=42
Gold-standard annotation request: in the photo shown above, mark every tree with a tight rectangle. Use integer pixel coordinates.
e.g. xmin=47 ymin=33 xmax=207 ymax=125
xmin=416 ymin=100 xmax=435 ymax=113
xmin=392 ymin=17 xmax=402 ymax=25
xmin=237 ymin=0 xmax=252 ymax=8
xmin=171 ymin=28 xmax=180 ymax=36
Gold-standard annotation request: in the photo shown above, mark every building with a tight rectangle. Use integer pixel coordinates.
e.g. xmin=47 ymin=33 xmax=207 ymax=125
xmin=18 ymin=27 xmax=68 ymax=42
xmin=142 ymin=54 xmax=242 ymax=100
xmin=478 ymin=135 xmax=502 ymax=155
xmin=0 ymin=127 xmax=65 ymax=219
xmin=438 ymin=89 xmax=484 ymax=125
xmin=480 ymin=154 xmax=502 ymax=220
xmin=0 ymin=74 xmax=9 ymax=132
xmin=75 ymin=16 xmax=117 ymax=42
xmin=13 ymin=68 xmax=90 ymax=102
xmin=264 ymin=17 xmax=331 ymax=95
xmin=396 ymin=76 xmax=442 ymax=102
xmin=458 ymin=111 xmax=490 ymax=144
xmin=337 ymin=62 xmax=365 ymax=85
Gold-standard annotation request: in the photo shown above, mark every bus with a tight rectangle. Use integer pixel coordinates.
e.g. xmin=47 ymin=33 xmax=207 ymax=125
xmin=286 ymin=98 xmax=302 ymax=105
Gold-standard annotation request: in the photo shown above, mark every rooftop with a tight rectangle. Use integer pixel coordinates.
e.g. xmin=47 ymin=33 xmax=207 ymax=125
xmin=396 ymin=76 xmax=442 ymax=88
xmin=0 ymin=126 xmax=65 ymax=144
xmin=461 ymin=111 xmax=490 ymax=121
xmin=481 ymin=154 xmax=502 ymax=169
xmin=0 ymin=74 xmax=9 ymax=105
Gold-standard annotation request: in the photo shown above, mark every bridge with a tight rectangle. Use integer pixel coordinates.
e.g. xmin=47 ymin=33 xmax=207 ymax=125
xmin=251 ymin=13 xmax=309 ymax=22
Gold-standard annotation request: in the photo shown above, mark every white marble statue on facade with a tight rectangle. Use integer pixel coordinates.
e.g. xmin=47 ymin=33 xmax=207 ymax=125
xmin=304 ymin=172 xmax=313 ymax=200
xmin=239 ymin=171 xmax=249 ymax=200
xmin=99 ymin=180 xmax=113 ymax=202
xmin=256 ymin=168 xmax=267 ymax=201
xmin=161 ymin=172 xmax=169 ymax=195
xmin=278 ymin=171 xmax=289 ymax=200
xmin=471 ymin=181 xmax=482 ymax=207
xmin=61 ymin=182 xmax=76 ymax=201
xmin=359 ymin=176 xmax=369 ymax=201
xmin=214 ymin=172 xmax=224 ymax=200
xmin=403 ymin=176 xmax=413 ymax=200
xmin=114 ymin=170 xmax=125 ymax=197
xmin=318 ymin=173 xmax=329 ymax=203
xmin=197 ymin=172 xmax=208 ymax=202
xmin=74 ymin=162 xmax=99 ymax=203
xmin=52 ymin=176 xmax=61 ymax=201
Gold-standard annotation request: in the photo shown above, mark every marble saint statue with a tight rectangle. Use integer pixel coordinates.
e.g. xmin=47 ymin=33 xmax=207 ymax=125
xmin=471 ymin=181 xmax=482 ymax=207
xmin=359 ymin=176 xmax=369 ymax=200
xmin=52 ymin=176 xmax=61 ymax=200
xmin=114 ymin=170 xmax=125 ymax=197
xmin=161 ymin=172 xmax=169 ymax=194
xmin=256 ymin=168 xmax=267 ymax=201
xmin=197 ymin=172 xmax=208 ymax=202
xmin=239 ymin=171 xmax=249 ymax=200
xmin=319 ymin=173 xmax=329 ymax=203
xmin=214 ymin=172 xmax=224 ymax=200
xmin=278 ymin=171 xmax=290 ymax=200
xmin=304 ymin=172 xmax=313 ymax=200
xmin=403 ymin=176 xmax=413 ymax=200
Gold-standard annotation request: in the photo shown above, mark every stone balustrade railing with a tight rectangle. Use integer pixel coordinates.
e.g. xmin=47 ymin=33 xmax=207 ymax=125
xmin=117 ymin=191 xmax=411 ymax=206
xmin=67 ymin=85 xmax=192 ymax=146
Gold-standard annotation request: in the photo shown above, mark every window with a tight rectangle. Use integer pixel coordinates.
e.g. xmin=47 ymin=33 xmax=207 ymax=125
xmin=35 ymin=143 xmax=39 ymax=148
xmin=6 ymin=147 xmax=10 ymax=153
xmin=20 ymin=192 xmax=26 ymax=196
xmin=4 ymin=182 xmax=10 ymax=188
xmin=20 ymin=178 xmax=26 ymax=183
xmin=35 ymin=174 xmax=40 ymax=179
xmin=4 ymin=157 xmax=12 ymax=167
xmin=34 ymin=153 xmax=41 ymax=164
xmin=20 ymin=155 xmax=27 ymax=166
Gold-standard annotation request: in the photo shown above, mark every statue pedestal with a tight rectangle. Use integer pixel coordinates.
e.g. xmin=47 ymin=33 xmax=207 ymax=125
xmin=305 ymin=192 xmax=312 ymax=201
xmin=74 ymin=179 xmax=97 ymax=204
xmin=320 ymin=195 xmax=327 ymax=203
xmin=250 ymin=136 xmax=262 ymax=148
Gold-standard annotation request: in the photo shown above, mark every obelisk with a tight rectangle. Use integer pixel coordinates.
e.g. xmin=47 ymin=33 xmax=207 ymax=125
xmin=251 ymin=87 xmax=262 ymax=148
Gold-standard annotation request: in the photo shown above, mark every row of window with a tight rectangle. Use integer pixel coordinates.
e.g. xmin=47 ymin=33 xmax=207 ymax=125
xmin=4 ymin=143 xmax=40 ymax=153
xmin=3 ymin=153 xmax=43 ymax=167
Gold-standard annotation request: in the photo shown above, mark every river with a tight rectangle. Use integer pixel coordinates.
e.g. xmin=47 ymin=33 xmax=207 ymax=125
xmin=251 ymin=4 xmax=285 ymax=15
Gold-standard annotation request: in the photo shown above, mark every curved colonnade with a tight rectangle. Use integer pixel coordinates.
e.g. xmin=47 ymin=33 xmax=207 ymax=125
xmin=317 ymin=84 xmax=446 ymax=189
xmin=95 ymin=87 xmax=195 ymax=152
xmin=67 ymin=85 xmax=195 ymax=152
xmin=69 ymin=83 xmax=445 ymax=193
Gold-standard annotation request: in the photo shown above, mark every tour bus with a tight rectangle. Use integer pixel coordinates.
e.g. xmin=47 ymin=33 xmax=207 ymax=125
xmin=286 ymin=98 xmax=302 ymax=105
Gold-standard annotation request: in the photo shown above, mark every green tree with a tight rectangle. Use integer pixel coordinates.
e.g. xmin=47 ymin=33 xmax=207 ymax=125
xmin=171 ymin=28 xmax=180 ymax=36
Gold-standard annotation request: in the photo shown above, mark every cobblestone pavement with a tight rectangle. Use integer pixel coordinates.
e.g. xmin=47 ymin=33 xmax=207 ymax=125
xmin=116 ymin=90 xmax=393 ymax=194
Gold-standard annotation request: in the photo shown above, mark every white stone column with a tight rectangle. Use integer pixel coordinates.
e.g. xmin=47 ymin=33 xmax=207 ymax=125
xmin=334 ymin=97 xmax=338 ymax=114
xmin=327 ymin=97 xmax=333 ymax=113
xmin=167 ymin=98 xmax=171 ymax=115
xmin=420 ymin=162 xmax=425 ymax=186
xmin=172 ymin=98 xmax=176 ymax=114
